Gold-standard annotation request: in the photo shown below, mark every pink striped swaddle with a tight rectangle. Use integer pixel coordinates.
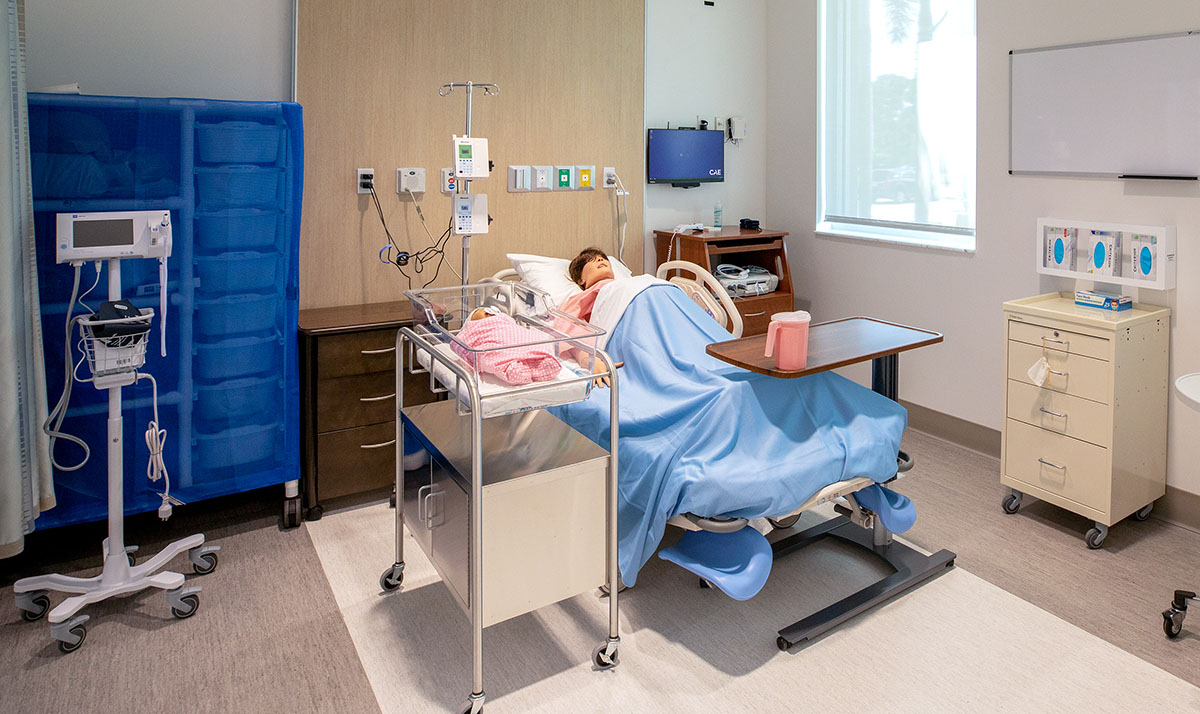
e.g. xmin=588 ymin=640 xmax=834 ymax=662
xmin=451 ymin=313 xmax=562 ymax=385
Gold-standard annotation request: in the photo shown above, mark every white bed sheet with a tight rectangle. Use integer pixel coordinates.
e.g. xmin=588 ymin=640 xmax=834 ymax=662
xmin=414 ymin=342 xmax=592 ymax=418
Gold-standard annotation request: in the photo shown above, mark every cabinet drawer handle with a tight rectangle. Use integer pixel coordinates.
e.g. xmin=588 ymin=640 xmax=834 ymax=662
xmin=359 ymin=393 xmax=395 ymax=403
xmin=1037 ymin=457 xmax=1066 ymax=470
xmin=1039 ymin=407 xmax=1067 ymax=419
xmin=360 ymin=439 xmax=396 ymax=450
xmin=744 ymin=311 xmax=767 ymax=317
xmin=1047 ymin=368 xmax=1067 ymax=377
xmin=1042 ymin=336 xmax=1069 ymax=347
xmin=417 ymin=484 xmax=431 ymax=523
xmin=360 ymin=346 xmax=396 ymax=355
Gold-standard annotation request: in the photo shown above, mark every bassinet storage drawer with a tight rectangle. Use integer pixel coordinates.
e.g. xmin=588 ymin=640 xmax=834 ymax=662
xmin=402 ymin=400 xmax=608 ymax=627
xmin=1001 ymin=293 xmax=1170 ymax=544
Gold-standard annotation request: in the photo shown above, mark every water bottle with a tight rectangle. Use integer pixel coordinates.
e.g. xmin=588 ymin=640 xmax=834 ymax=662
xmin=713 ymin=201 xmax=723 ymax=229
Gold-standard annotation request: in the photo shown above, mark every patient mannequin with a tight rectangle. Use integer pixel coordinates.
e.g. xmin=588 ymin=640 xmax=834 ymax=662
xmin=561 ymin=247 xmax=623 ymax=387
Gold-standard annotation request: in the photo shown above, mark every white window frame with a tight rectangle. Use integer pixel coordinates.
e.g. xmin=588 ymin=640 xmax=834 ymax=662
xmin=817 ymin=0 xmax=976 ymax=253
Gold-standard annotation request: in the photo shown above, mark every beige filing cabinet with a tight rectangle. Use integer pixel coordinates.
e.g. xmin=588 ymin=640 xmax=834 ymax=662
xmin=400 ymin=400 xmax=608 ymax=627
xmin=1001 ymin=292 xmax=1170 ymax=548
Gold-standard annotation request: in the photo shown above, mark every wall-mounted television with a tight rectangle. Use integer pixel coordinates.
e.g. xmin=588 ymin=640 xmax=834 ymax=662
xmin=647 ymin=128 xmax=724 ymax=188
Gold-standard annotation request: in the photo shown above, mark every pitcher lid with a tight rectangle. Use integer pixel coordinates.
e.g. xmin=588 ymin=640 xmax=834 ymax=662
xmin=771 ymin=310 xmax=811 ymax=323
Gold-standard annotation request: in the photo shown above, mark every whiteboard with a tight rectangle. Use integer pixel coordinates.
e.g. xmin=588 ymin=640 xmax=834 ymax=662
xmin=1010 ymin=32 xmax=1200 ymax=177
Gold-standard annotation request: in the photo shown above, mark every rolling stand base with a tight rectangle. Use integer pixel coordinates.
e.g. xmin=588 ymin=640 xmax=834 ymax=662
xmin=773 ymin=515 xmax=956 ymax=650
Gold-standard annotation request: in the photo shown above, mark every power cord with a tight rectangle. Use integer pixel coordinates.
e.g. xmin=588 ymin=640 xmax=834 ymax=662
xmin=612 ymin=171 xmax=630 ymax=261
xmin=135 ymin=372 xmax=182 ymax=520
xmin=44 ymin=262 xmax=94 ymax=472
xmin=370 ymin=186 xmax=459 ymax=288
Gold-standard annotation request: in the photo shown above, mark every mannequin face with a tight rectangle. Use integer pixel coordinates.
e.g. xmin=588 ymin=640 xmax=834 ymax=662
xmin=579 ymin=255 xmax=615 ymax=289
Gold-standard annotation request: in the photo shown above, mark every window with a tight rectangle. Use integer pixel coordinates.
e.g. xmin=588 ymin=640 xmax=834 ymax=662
xmin=819 ymin=0 xmax=976 ymax=250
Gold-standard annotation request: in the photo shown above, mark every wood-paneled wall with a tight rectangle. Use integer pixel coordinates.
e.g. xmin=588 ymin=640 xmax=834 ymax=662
xmin=297 ymin=0 xmax=644 ymax=309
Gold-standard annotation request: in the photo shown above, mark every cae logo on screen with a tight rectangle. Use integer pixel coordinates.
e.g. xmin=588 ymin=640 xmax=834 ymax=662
xmin=709 ymin=169 xmax=722 ymax=176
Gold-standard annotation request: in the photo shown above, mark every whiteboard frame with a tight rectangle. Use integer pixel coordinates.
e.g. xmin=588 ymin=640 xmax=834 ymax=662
xmin=1009 ymin=31 xmax=1200 ymax=179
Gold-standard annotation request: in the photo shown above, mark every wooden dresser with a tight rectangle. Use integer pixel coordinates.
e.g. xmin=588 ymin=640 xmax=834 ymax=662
xmin=1000 ymin=292 xmax=1169 ymax=548
xmin=653 ymin=226 xmax=793 ymax=336
xmin=299 ymin=301 xmax=436 ymax=520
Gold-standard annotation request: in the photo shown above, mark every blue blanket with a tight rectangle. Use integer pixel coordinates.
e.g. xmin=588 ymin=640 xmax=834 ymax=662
xmin=551 ymin=285 xmax=908 ymax=585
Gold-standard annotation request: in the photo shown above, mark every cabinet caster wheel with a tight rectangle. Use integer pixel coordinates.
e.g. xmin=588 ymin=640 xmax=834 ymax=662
xmin=57 ymin=625 xmax=87 ymax=654
xmin=1085 ymin=525 xmax=1108 ymax=549
xmin=593 ymin=643 xmax=619 ymax=670
xmin=283 ymin=497 xmax=302 ymax=529
xmin=306 ymin=504 xmax=324 ymax=521
xmin=18 ymin=592 xmax=50 ymax=622
xmin=380 ymin=566 xmax=404 ymax=591
xmin=171 ymin=593 xmax=200 ymax=619
xmin=767 ymin=514 xmax=801 ymax=530
xmin=1163 ymin=610 xmax=1185 ymax=639
xmin=776 ymin=636 xmax=792 ymax=652
xmin=1002 ymin=492 xmax=1022 ymax=514
xmin=1133 ymin=503 xmax=1154 ymax=521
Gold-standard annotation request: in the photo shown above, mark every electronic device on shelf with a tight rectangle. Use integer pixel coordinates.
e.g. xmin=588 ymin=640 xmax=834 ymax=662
xmin=715 ymin=263 xmax=779 ymax=298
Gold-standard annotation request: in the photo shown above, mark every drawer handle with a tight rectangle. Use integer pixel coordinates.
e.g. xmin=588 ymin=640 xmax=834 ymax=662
xmin=744 ymin=311 xmax=767 ymax=317
xmin=1039 ymin=407 xmax=1067 ymax=419
xmin=1042 ymin=337 xmax=1069 ymax=347
xmin=360 ymin=393 xmax=395 ymax=403
xmin=417 ymin=484 xmax=431 ymax=524
xmin=361 ymin=346 xmax=396 ymax=355
xmin=1037 ymin=457 xmax=1066 ymax=470
xmin=360 ymin=439 xmax=396 ymax=450
xmin=1047 ymin=368 xmax=1067 ymax=377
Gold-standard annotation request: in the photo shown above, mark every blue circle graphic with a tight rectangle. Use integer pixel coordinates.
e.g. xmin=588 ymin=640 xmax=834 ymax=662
xmin=1140 ymin=246 xmax=1153 ymax=275
xmin=1053 ymin=238 xmax=1065 ymax=264
xmin=1093 ymin=242 xmax=1106 ymax=269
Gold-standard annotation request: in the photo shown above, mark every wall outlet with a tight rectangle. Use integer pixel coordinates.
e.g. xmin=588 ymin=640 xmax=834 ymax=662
xmin=508 ymin=165 xmax=531 ymax=192
xmin=532 ymin=165 xmax=553 ymax=191
xmin=713 ymin=117 xmax=727 ymax=134
xmin=602 ymin=167 xmax=617 ymax=188
xmin=357 ymin=168 xmax=374 ymax=194
xmin=397 ymin=167 xmax=425 ymax=194
xmin=728 ymin=116 xmax=746 ymax=140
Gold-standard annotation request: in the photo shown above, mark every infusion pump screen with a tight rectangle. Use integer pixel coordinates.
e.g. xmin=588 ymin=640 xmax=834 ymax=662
xmin=73 ymin=219 xmax=134 ymax=248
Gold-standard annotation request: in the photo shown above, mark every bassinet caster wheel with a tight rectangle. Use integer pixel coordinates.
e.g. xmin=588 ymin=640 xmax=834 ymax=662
xmin=1133 ymin=503 xmax=1154 ymax=521
xmin=593 ymin=642 xmax=620 ymax=670
xmin=51 ymin=615 xmax=89 ymax=654
xmin=1002 ymin=491 xmax=1022 ymax=514
xmin=460 ymin=692 xmax=485 ymax=714
xmin=380 ymin=563 xmax=404 ymax=591
xmin=1085 ymin=523 xmax=1108 ymax=549
xmin=16 ymin=590 xmax=50 ymax=622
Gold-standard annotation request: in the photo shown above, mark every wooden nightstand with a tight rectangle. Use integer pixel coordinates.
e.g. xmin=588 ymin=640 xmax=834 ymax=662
xmin=298 ymin=301 xmax=437 ymax=520
xmin=654 ymin=226 xmax=793 ymax=335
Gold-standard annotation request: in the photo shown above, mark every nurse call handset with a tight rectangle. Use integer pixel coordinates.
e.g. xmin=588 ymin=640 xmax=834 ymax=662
xmin=57 ymin=210 xmax=173 ymax=356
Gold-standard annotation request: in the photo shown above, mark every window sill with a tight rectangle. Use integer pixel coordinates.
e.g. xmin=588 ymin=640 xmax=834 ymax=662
xmin=815 ymin=222 xmax=976 ymax=253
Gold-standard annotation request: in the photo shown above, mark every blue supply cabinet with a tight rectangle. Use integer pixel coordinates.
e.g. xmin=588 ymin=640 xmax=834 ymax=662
xmin=28 ymin=93 xmax=304 ymax=529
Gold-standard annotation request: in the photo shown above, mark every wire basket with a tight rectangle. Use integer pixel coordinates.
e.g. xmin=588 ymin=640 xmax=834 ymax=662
xmin=79 ymin=309 xmax=154 ymax=378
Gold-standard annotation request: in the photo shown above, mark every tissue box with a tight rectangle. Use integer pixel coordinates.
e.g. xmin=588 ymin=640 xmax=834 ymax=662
xmin=1075 ymin=289 xmax=1131 ymax=311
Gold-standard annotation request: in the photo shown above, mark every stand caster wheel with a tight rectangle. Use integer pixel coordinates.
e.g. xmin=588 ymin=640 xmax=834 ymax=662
xmin=171 ymin=594 xmax=200 ymax=619
xmin=767 ymin=514 xmax=801 ymax=530
xmin=380 ymin=565 xmax=404 ymax=591
xmin=1002 ymin=492 xmax=1022 ymax=514
xmin=57 ymin=625 xmax=87 ymax=654
xmin=282 ymin=497 xmax=302 ymax=529
xmin=306 ymin=504 xmax=324 ymax=521
xmin=1085 ymin=525 xmax=1108 ymax=549
xmin=776 ymin=636 xmax=792 ymax=652
xmin=1133 ymin=503 xmax=1154 ymax=521
xmin=193 ymin=552 xmax=218 ymax=575
xmin=593 ymin=643 xmax=619 ymax=670
xmin=1163 ymin=610 xmax=1185 ymax=639
xmin=17 ymin=592 xmax=50 ymax=622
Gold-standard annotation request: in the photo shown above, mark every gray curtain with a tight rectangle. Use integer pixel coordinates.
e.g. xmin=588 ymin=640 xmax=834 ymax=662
xmin=0 ymin=0 xmax=52 ymax=558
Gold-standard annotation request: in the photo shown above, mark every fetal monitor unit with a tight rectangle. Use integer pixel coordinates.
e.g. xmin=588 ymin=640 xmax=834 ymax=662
xmin=454 ymin=135 xmax=490 ymax=179
xmin=453 ymin=192 xmax=488 ymax=235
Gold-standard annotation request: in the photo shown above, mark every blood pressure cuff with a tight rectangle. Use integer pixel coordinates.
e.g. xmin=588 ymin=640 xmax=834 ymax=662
xmin=90 ymin=300 xmax=150 ymax=339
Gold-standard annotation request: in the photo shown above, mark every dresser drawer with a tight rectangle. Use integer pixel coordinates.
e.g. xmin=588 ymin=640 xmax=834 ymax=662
xmin=1004 ymin=419 xmax=1110 ymax=512
xmin=1008 ymin=320 xmax=1110 ymax=361
xmin=315 ymin=422 xmax=396 ymax=501
xmin=317 ymin=329 xmax=397 ymax=379
xmin=1006 ymin=379 xmax=1111 ymax=448
xmin=735 ymin=295 xmax=793 ymax=336
xmin=1007 ymin=340 xmax=1111 ymax=404
xmin=317 ymin=371 xmax=396 ymax=433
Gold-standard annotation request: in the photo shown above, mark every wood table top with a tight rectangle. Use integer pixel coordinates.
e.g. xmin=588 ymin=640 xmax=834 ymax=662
xmin=299 ymin=300 xmax=415 ymax=335
xmin=706 ymin=316 xmax=943 ymax=378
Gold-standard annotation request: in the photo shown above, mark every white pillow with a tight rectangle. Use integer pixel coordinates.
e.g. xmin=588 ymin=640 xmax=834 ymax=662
xmin=506 ymin=252 xmax=634 ymax=305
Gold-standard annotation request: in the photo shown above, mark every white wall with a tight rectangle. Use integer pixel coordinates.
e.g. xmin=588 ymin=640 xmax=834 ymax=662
xmin=25 ymin=0 xmax=292 ymax=101
xmin=643 ymin=0 xmax=768 ymax=261
xmin=765 ymin=0 xmax=1200 ymax=496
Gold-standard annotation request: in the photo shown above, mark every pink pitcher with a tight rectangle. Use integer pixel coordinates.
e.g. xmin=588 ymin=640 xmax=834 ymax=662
xmin=764 ymin=310 xmax=811 ymax=371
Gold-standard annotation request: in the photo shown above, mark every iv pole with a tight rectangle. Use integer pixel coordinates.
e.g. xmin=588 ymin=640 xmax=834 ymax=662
xmin=439 ymin=81 xmax=498 ymax=286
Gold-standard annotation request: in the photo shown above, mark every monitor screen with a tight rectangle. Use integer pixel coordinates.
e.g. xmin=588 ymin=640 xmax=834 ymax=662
xmin=647 ymin=129 xmax=724 ymax=185
xmin=73 ymin=218 xmax=134 ymax=248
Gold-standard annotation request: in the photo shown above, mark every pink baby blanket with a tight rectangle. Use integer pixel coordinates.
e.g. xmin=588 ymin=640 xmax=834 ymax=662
xmin=451 ymin=313 xmax=563 ymax=385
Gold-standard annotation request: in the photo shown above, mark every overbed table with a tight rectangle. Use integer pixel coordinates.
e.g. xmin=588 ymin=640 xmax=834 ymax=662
xmin=707 ymin=316 xmax=958 ymax=650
